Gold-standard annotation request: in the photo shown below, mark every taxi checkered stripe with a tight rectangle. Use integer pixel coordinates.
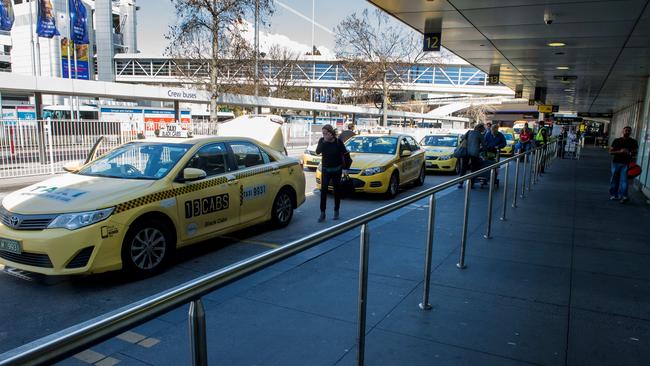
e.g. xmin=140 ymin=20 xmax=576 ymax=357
xmin=112 ymin=162 xmax=299 ymax=214
xmin=114 ymin=176 xmax=228 ymax=214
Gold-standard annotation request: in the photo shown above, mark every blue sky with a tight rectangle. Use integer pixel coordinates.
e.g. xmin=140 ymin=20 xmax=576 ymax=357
xmin=136 ymin=0 xmax=374 ymax=56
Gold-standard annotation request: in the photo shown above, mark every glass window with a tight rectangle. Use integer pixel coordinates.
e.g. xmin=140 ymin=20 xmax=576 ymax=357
xmin=405 ymin=136 xmax=419 ymax=151
xmin=345 ymin=136 xmax=398 ymax=154
xmin=399 ymin=138 xmax=410 ymax=153
xmin=420 ymin=135 xmax=459 ymax=147
xmin=229 ymin=141 xmax=267 ymax=169
xmin=78 ymin=142 xmax=191 ymax=180
xmin=186 ymin=143 xmax=230 ymax=177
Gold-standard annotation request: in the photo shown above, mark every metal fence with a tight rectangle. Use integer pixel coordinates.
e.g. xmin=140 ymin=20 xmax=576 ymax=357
xmin=0 ymin=119 xmax=136 ymax=178
xmin=0 ymin=142 xmax=559 ymax=366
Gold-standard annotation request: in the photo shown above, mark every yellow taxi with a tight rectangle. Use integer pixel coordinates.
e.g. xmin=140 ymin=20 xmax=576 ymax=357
xmin=301 ymin=144 xmax=321 ymax=170
xmin=419 ymin=134 xmax=461 ymax=174
xmin=316 ymin=134 xmax=426 ymax=198
xmin=500 ymin=132 xmax=516 ymax=156
xmin=0 ymin=137 xmax=305 ymax=276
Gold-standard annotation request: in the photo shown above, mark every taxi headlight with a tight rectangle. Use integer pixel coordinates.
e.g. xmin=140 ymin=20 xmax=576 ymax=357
xmin=361 ymin=166 xmax=386 ymax=176
xmin=317 ymin=163 xmax=322 ymax=172
xmin=438 ymin=154 xmax=453 ymax=161
xmin=304 ymin=149 xmax=317 ymax=156
xmin=48 ymin=207 xmax=115 ymax=230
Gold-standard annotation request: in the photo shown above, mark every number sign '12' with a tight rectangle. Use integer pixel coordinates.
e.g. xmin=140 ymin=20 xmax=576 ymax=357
xmin=423 ymin=32 xmax=441 ymax=52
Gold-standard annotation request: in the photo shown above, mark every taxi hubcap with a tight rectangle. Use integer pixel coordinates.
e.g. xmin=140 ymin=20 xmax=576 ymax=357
xmin=131 ymin=228 xmax=166 ymax=270
xmin=276 ymin=193 xmax=292 ymax=223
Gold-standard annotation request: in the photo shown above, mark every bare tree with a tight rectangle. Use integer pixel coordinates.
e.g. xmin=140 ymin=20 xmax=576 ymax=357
xmin=461 ymin=103 xmax=496 ymax=126
xmin=261 ymin=44 xmax=308 ymax=100
xmin=335 ymin=9 xmax=441 ymax=126
xmin=166 ymin=0 xmax=273 ymax=124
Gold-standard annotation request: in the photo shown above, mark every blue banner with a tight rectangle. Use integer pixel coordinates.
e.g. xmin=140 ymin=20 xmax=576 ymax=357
xmin=0 ymin=0 xmax=14 ymax=31
xmin=37 ymin=0 xmax=59 ymax=38
xmin=68 ymin=0 xmax=88 ymax=44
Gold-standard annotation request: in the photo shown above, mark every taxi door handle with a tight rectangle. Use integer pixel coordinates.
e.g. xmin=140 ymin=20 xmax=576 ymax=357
xmin=227 ymin=179 xmax=239 ymax=186
xmin=271 ymin=170 xmax=280 ymax=175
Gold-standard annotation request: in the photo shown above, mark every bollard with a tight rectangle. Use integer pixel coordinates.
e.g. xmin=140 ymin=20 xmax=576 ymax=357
xmin=419 ymin=195 xmax=436 ymax=311
xmin=189 ymin=299 xmax=208 ymax=366
xmin=457 ymin=178 xmax=471 ymax=269
xmin=501 ymin=162 xmax=509 ymax=220
xmin=357 ymin=223 xmax=370 ymax=366
xmin=484 ymin=168 xmax=496 ymax=239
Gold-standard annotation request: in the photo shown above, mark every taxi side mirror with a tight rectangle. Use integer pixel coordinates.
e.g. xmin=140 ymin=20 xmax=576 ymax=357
xmin=63 ymin=163 xmax=83 ymax=173
xmin=401 ymin=149 xmax=412 ymax=157
xmin=180 ymin=168 xmax=206 ymax=182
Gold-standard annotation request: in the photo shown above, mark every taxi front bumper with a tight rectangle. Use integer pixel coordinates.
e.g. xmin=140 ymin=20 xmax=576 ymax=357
xmin=425 ymin=156 xmax=457 ymax=172
xmin=317 ymin=171 xmax=391 ymax=194
xmin=0 ymin=220 xmax=127 ymax=275
xmin=302 ymin=154 xmax=321 ymax=169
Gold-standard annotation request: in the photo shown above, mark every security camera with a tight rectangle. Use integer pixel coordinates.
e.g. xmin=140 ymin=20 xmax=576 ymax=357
xmin=544 ymin=10 xmax=554 ymax=25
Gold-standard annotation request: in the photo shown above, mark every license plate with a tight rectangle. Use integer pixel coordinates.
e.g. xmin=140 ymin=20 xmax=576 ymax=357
xmin=0 ymin=237 xmax=21 ymax=254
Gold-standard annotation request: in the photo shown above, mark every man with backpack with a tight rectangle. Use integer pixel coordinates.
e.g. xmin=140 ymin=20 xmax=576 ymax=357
xmin=458 ymin=123 xmax=486 ymax=188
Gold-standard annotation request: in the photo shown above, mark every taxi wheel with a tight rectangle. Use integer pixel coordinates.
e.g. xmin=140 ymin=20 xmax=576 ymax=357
xmin=271 ymin=189 xmax=294 ymax=228
xmin=385 ymin=173 xmax=399 ymax=199
xmin=415 ymin=165 xmax=425 ymax=186
xmin=121 ymin=219 xmax=173 ymax=275
xmin=454 ymin=162 xmax=461 ymax=175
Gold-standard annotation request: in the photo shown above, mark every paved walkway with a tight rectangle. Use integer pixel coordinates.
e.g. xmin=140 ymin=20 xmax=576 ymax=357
xmin=52 ymin=147 xmax=649 ymax=366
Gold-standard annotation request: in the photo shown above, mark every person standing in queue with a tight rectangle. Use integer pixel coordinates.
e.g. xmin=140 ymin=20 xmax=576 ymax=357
xmin=609 ymin=126 xmax=638 ymax=203
xmin=316 ymin=124 xmax=349 ymax=222
xmin=339 ymin=123 xmax=356 ymax=142
xmin=458 ymin=123 xmax=486 ymax=189
xmin=519 ymin=122 xmax=533 ymax=153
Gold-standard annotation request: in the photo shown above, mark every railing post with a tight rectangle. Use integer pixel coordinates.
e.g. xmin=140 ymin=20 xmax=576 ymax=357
xmin=528 ymin=150 xmax=535 ymax=189
xmin=521 ymin=153 xmax=527 ymax=197
xmin=419 ymin=195 xmax=436 ymax=311
xmin=457 ymin=178 xmax=471 ymax=269
xmin=500 ymin=162 xmax=509 ymax=220
xmin=188 ymin=299 xmax=208 ymax=366
xmin=46 ymin=118 xmax=55 ymax=175
xmin=357 ymin=223 xmax=370 ymax=366
xmin=484 ymin=168 xmax=496 ymax=239
xmin=512 ymin=156 xmax=520 ymax=207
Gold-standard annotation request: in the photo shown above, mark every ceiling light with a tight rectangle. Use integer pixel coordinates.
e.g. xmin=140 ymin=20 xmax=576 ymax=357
xmin=564 ymin=89 xmax=574 ymax=92
xmin=547 ymin=42 xmax=566 ymax=47
xmin=556 ymin=66 xmax=570 ymax=70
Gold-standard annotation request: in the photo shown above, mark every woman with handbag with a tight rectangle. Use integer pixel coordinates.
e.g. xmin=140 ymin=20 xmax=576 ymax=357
xmin=316 ymin=124 xmax=351 ymax=222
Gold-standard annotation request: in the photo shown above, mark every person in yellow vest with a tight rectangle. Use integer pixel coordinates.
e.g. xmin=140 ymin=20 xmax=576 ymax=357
xmin=535 ymin=121 xmax=549 ymax=173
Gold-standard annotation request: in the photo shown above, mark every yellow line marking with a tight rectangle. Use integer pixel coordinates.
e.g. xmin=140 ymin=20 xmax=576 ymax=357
xmin=73 ymin=350 xmax=105 ymax=364
xmin=117 ymin=331 xmax=146 ymax=344
xmin=95 ymin=357 xmax=120 ymax=366
xmin=138 ymin=338 xmax=161 ymax=348
xmin=221 ymin=236 xmax=280 ymax=249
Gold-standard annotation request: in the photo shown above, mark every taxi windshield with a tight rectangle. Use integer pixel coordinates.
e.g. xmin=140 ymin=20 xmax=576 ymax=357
xmin=78 ymin=142 xmax=191 ymax=180
xmin=345 ymin=136 xmax=398 ymax=154
xmin=421 ymin=135 xmax=458 ymax=147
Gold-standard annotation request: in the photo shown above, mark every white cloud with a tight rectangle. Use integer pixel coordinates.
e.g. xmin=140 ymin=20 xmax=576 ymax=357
xmin=238 ymin=20 xmax=334 ymax=58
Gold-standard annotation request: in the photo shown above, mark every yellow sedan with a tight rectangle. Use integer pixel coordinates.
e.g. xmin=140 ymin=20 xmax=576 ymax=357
xmin=420 ymin=134 xmax=461 ymax=174
xmin=0 ymin=137 xmax=305 ymax=276
xmin=301 ymin=144 xmax=321 ymax=170
xmin=500 ymin=133 xmax=516 ymax=156
xmin=316 ymin=134 xmax=426 ymax=198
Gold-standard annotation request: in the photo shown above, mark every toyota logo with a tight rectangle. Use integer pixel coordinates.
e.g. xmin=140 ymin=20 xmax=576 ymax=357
xmin=9 ymin=216 xmax=20 ymax=228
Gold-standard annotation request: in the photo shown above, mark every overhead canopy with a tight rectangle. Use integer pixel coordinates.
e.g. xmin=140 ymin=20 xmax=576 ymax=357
xmin=367 ymin=0 xmax=650 ymax=113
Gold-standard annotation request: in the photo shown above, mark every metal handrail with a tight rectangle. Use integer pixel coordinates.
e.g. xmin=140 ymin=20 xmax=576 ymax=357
xmin=0 ymin=143 xmax=557 ymax=366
